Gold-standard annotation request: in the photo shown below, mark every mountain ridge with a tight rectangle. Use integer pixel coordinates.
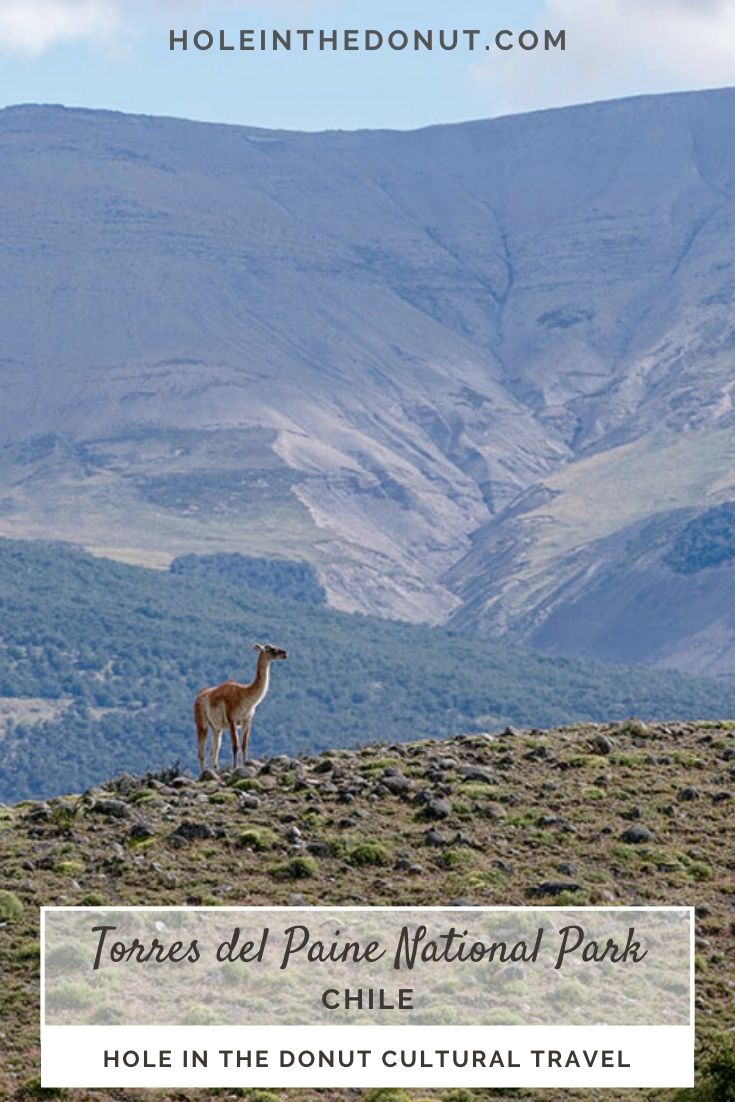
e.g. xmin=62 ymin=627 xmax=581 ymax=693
xmin=1 ymin=89 xmax=734 ymax=666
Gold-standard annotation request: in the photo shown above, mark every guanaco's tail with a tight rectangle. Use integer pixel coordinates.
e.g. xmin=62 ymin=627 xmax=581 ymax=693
xmin=194 ymin=690 xmax=208 ymax=735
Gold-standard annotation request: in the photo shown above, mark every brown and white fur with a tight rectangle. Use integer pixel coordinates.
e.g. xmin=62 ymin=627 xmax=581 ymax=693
xmin=194 ymin=643 xmax=288 ymax=772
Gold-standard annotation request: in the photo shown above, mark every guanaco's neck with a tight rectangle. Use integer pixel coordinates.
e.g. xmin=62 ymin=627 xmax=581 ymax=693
xmin=250 ymin=652 xmax=271 ymax=701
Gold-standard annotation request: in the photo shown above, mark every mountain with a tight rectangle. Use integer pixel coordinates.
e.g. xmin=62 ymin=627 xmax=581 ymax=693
xmin=5 ymin=538 xmax=735 ymax=803
xmin=1 ymin=723 xmax=733 ymax=1099
xmin=1 ymin=91 xmax=734 ymax=670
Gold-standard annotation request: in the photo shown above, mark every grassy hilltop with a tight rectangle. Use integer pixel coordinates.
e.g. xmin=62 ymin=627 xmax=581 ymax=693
xmin=0 ymin=720 xmax=733 ymax=1101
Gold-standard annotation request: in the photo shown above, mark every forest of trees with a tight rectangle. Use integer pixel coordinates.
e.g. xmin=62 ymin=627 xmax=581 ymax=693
xmin=1 ymin=539 xmax=734 ymax=801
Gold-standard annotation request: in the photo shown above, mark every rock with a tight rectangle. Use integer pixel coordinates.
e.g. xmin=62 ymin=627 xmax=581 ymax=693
xmin=592 ymin=734 xmax=614 ymax=755
xmin=501 ymin=726 xmax=520 ymax=738
xmin=285 ymin=826 xmax=302 ymax=843
xmin=91 ymin=799 xmax=131 ymax=819
xmin=238 ymin=794 xmax=260 ymax=810
xmin=527 ymin=881 xmax=582 ymax=899
xmin=170 ymin=776 xmax=191 ymax=788
xmin=424 ymin=828 xmax=447 ymax=847
xmin=312 ymin=759 xmax=334 ymax=774
xmin=556 ymin=861 xmax=577 ymax=877
xmin=230 ymin=766 xmax=256 ymax=780
xmin=621 ymin=717 xmax=649 ymax=737
xmin=437 ymin=757 xmax=457 ymax=770
xmin=289 ymin=894 xmax=306 ymax=907
xmin=24 ymin=803 xmax=52 ymax=822
xmin=408 ymin=864 xmax=424 ymax=875
xmin=620 ymin=825 xmax=652 ymax=844
xmin=712 ymin=791 xmax=731 ymax=803
xmin=307 ymin=842 xmax=330 ymax=857
xmin=696 ymin=904 xmax=712 ymax=918
xmin=457 ymin=766 xmax=494 ymax=783
xmin=621 ymin=806 xmax=642 ymax=821
xmin=382 ymin=774 xmax=412 ymax=795
xmin=423 ymin=798 xmax=452 ymax=821
xmin=129 ymin=821 xmax=155 ymax=841
xmin=678 ymin=787 xmax=699 ymax=802
xmin=453 ymin=831 xmax=477 ymax=847
xmin=199 ymin=769 xmax=218 ymax=782
xmin=170 ymin=820 xmax=215 ymax=843
xmin=447 ymin=898 xmax=476 ymax=907
xmin=109 ymin=842 xmax=126 ymax=859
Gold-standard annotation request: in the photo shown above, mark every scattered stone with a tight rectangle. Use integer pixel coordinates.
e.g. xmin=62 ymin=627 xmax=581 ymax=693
xmin=307 ymin=842 xmax=330 ymax=857
xmin=527 ymin=881 xmax=582 ymax=899
xmin=457 ymin=766 xmax=494 ymax=783
xmin=91 ymin=799 xmax=131 ymax=819
xmin=170 ymin=820 xmax=215 ymax=843
xmin=109 ymin=842 xmax=126 ymax=860
xmin=170 ymin=776 xmax=190 ymax=788
xmin=312 ymin=759 xmax=334 ymax=774
xmin=556 ymin=862 xmax=577 ymax=877
xmin=129 ymin=822 xmax=155 ymax=841
xmin=592 ymin=734 xmax=614 ymax=756
xmin=678 ymin=787 xmax=699 ymax=802
xmin=424 ymin=828 xmax=447 ymax=847
xmin=620 ymin=825 xmax=652 ymax=844
xmin=408 ymin=864 xmax=424 ymax=875
xmin=382 ymin=774 xmax=412 ymax=795
xmin=23 ymin=803 xmax=51 ymax=822
xmin=621 ymin=806 xmax=642 ymax=821
xmin=289 ymin=894 xmax=306 ymax=907
xmin=285 ymin=826 xmax=302 ymax=844
xmin=620 ymin=717 xmax=649 ymax=737
xmin=712 ymin=791 xmax=731 ymax=803
xmin=199 ymin=769 xmax=218 ymax=782
xmin=447 ymin=897 xmax=475 ymax=907
xmin=238 ymin=793 xmax=260 ymax=811
xmin=422 ymin=798 xmax=452 ymax=821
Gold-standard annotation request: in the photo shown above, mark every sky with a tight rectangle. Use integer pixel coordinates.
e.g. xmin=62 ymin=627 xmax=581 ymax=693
xmin=0 ymin=0 xmax=734 ymax=130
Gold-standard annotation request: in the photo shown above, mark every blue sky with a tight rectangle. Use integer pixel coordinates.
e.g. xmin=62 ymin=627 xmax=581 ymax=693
xmin=0 ymin=1 xmax=734 ymax=130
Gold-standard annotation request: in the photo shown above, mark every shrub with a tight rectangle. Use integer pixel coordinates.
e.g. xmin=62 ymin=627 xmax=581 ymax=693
xmin=0 ymin=890 xmax=23 ymax=922
xmin=347 ymin=842 xmax=391 ymax=867
xmin=238 ymin=828 xmax=278 ymax=852
xmin=280 ymin=856 xmax=317 ymax=879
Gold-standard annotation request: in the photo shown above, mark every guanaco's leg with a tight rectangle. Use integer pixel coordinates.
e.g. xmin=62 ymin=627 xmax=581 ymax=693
xmin=228 ymin=717 xmax=239 ymax=770
xmin=240 ymin=716 xmax=253 ymax=763
xmin=196 ymin=726 xmax=208 ymax=773
xmin=211 ymin=729 xmax=223 ymax=770
xmin=194 ymin=696 xmax=209 ymax=774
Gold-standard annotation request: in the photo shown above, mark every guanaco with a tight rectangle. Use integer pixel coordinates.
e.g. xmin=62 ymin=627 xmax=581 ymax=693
xmin=194 ymin=643 xmax=287 ymax=772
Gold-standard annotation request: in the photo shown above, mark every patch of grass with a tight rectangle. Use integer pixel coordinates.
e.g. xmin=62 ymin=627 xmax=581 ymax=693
xmin=274 ymin=856 xmax=318 ymax=879
xmin=238 ymin=828 xmax=279 ymax=852
xmin=0 ymin=889 xmax=23 ymax=922
xmin=231 ymin=778 xmax=263 ymax=792
xmin=347 ymin=842 xmax=391 ymax=867
xmin=55 ymin=860 xmax=85 ymax=876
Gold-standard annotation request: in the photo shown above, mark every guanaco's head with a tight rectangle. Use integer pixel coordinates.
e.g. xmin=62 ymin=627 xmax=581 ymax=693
xmin=253 ymin=642 xmax=288 ymax=661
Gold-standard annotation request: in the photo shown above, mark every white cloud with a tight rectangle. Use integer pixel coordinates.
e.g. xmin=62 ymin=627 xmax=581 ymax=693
xmin=0 ymin=0 xmax=123 ymax=56
xmin=474 ymin=0 xmax=735 ymax=116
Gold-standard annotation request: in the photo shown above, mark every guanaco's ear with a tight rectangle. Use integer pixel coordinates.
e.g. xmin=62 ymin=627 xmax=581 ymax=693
xmin=252 ymin=643 xmax=265 ymax=653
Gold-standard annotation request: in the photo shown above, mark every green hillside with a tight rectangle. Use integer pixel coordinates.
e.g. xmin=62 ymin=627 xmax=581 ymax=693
xmin=1 ymin=539 xmax=735 ymax=802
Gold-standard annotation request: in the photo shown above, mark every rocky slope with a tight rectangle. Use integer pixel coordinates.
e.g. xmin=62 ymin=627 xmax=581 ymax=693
xmin=0 ymin=722 xmax=733 ymax=1100
xmin=1 ymin=90 xmax=734 ymax=663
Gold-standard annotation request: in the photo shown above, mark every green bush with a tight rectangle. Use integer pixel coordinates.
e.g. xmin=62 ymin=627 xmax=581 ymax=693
xmin=238 ymin=828 xmax=278 ymax=852
xmin=0 ymin=889 xmax=23 ymax=922
xmin=347 ymin=842 xmax=391 ymax=867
